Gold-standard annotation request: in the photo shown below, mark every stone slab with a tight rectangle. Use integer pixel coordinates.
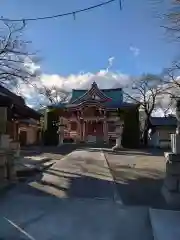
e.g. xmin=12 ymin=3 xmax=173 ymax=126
xmin=150 ymin=208 xmax=180 ymax=240
xmin=164 ymin=176 xmax=179 ymax=191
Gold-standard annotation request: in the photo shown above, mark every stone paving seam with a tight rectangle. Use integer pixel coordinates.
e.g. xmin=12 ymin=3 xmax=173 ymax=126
xmin=100 ymin=149 xmax=123 ymax=205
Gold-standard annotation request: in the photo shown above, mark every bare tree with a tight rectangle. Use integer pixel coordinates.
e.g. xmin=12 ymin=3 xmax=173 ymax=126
xmin=163 ymin=0 xmax=180 ymax=40
xmin=0 ymin=20 xmax=40 ymax=90
xmin=36 ymin=84 xmax=70 ymax=107
xmin=124 ymin=74 xmax=167 ymax=145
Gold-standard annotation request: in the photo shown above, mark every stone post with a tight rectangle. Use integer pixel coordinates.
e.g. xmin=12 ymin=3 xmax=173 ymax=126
xmin=103 ymin=119 xmax=108 ymax=143
xmin=112 ymin=119 xmax=124 ymax=151
xmin=162 ymin=98 xmax=180 ymax=207
xmin=57 ymin=117 xmax=65 ymax=146
xmin=83 ymin=121 xmax=86 ymax=142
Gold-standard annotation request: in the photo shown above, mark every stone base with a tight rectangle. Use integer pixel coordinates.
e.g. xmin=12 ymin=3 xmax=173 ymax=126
xmin=0 ymin=134 xmax=11 ymax=149
xmin=162 ymin=186 xmax=180 ymax=208
xmin=112 ymin=145 xmax=123 ymax=151
xmin=163 ymin=151 xmax=180 ymax=207
xmin=112 ymin=137 xmax=122 ymax=151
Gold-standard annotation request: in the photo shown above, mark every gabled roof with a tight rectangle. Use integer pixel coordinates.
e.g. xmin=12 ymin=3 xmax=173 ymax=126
xmin=48 ymin=82 xmax=139 ymax=110
xmin=150 ymin=117 xmax=177 ymax=127
xmin=70 ymin=82 xmax=123 ymax=105
xmin=0 ymin=84 xmax=41 ymax=120
xmin=71 ymin=82 xmax=111 ymax=103
xmin=0 ymin=85 xmax=25 ymax=106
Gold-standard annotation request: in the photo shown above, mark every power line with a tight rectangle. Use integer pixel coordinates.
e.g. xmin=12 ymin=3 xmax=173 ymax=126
xmin=1 ymin=0 xmax=122 ymax=22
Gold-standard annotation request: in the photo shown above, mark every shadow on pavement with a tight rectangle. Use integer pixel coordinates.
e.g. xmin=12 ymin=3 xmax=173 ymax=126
xmin=29 ymin=166 xmax=168 ymax=209
xmin=103 ymin=148 xmax=165 ymax=157
xmin=109 ymin=164 xmax=167 ymax=209
xmin=21 ymin=144 xmax=79 ymax=157
xmin=116 ymin=176 xmax=166 ymax=209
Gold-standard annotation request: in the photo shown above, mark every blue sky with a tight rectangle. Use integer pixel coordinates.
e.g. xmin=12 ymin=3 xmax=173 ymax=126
xmin=1 ymin=0 xmax=177 ymax=77
xmin=0 ymin=0 xmax=178 ymax=114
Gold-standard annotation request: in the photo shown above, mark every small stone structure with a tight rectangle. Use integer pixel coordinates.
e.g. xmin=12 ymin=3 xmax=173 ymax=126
xmin=162 ymin=99 xmax=180 ymax=207
xmin=57 ymin=117 xmax=65 ymax=146
xmin=112 ymin=119 xmax=124 ymax=150
xmin=0 ymin=107 xmax=19 ymax=189
xmin=0 ymin=134 xmax=17 ymax=189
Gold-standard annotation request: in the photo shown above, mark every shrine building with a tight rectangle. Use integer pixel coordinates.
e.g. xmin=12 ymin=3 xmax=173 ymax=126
xmin=44 ymin=82 xmax=140 ymax=148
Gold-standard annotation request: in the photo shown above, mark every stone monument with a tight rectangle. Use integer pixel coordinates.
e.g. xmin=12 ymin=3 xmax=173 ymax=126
xmin=112 ymin=118 xmax=124 ymax=151
xmin=162 ymin=98 xmax=180 ymax=207
xmin=0 ymin=107 xmax=17 ymax=189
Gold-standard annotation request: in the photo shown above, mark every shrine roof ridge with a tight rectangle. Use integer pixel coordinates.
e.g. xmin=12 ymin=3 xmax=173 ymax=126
xmin=49 ymin=101 xmax=139 ymax=109
xmin=71 ymin=87 xmax=122 ymax=92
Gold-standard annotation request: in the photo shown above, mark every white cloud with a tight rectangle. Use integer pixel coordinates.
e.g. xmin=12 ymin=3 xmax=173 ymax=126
xmin=130 ymin=46 xmax=140 ymax=57
xmin=19 ymin=57 xmax=132 ymax=107
xmin=24 ymin=56 xmax=40 ymax=74
xmin=106 ymin=56 xmax=115 ymax=72
xmin=20 ymin=57 xmax=177 ymax=118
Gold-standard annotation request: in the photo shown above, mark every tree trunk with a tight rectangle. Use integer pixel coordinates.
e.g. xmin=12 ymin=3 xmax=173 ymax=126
xmin=143 ymin=117 xmax=151 ymax=146
xmin=143 ymin=127 xmax=149 ymax=146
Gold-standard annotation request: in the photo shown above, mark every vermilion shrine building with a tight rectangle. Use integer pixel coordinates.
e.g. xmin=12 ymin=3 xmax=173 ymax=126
xmin=45 ymin=82 xmax=140 ymax=148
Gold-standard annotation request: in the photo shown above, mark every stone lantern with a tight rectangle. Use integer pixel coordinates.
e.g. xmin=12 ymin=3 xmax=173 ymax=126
xmin=112 ymin=118 xmax=124 ymax=151
xmin=162 ymin=98 xmax=180 ymax=206
xmin=171 ymin=98 xmax=180 ymax=153
xmin=175 ymin=99 xmax=180 ymax=135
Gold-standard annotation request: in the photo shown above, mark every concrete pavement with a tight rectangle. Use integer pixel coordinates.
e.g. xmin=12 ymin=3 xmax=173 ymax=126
xmin=104 ymin=148 xmax=166 ymax=208
xmin=0 ymin=195 xmax=153 ymax=240
xmin=1 ymin=146 xmax=180 ymax=240
xmin=0 ymin=148 xmax=153 ymax=240
xmin=29 ymin=148 xmax=118 ymax=200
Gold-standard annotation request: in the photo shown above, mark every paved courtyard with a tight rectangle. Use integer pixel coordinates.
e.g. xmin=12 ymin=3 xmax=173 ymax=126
xmin=20 ymin=145 xmax=166 ymax=207
xmin=104 ymin=148 xmax=166 ymax=208
xmin=0 ymin=145 xmax=169 ymax=239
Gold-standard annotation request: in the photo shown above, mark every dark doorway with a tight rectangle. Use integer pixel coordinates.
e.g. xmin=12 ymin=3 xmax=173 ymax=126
xmin=19 ymin=131 xmax=27 ymax=146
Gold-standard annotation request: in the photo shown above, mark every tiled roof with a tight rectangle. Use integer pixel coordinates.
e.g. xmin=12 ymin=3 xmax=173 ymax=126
xmin=49 ymin=83 xmax=138 ymax=110
xmin=50 ymin=101 xmax=137 ymax=109
xmin=70 ymin=87 xmax=123 ymax=103
xmin=0 ymin=85 xmax=25 ymax=105
xmin=150 ymin=117 xmax=177 ymax=126
xmin=0 ymin=84 xmax=41 ymax=119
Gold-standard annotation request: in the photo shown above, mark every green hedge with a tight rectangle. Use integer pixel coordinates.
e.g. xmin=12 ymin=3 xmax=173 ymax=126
xmin=43 ymin=109 xmax=59 ymax=146
xmin=122 ymin=107 xmax=140 ymax=148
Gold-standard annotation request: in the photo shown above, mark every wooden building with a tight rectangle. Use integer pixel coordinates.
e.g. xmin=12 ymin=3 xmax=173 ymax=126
xmin=0 ymin=85 xmax=41 ymax=146
xmin=44 ymin=82 xmax=140 ymax=148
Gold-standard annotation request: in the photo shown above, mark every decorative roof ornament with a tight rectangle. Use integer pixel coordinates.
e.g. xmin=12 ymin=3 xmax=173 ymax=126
xmin=92 ymin=81 xmax=97 ymax=87
xmin=72 ymin=81 xmax=111 ymax=103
